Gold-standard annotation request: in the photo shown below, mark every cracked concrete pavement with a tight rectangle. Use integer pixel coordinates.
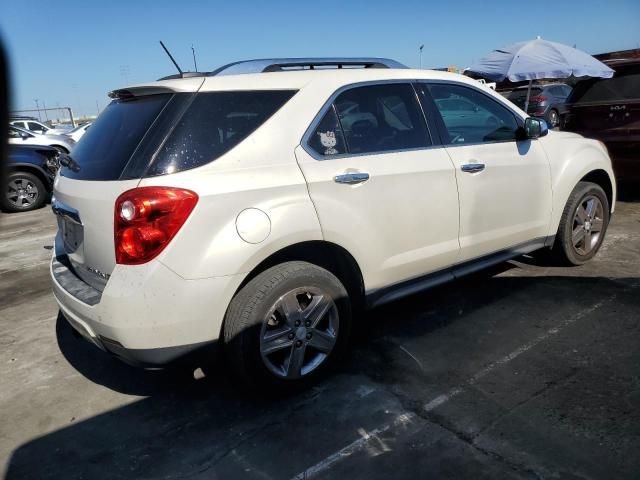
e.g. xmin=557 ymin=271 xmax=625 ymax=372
xmin=1 ymin=199 xmax=639 ymax=479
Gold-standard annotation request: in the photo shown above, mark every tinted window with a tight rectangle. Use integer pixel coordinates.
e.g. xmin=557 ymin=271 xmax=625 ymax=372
xmin=28 ymin=122 xmax=46 ymax=132
xmin=8 ymin=126 xmax=23 ymax=138
xmin=147 ymin=90 xmax=296 ymax=176
xmin=333 ymin=83 xmax=431 ymax=154
xmin=308 ymin=106 xmax=347 ymax=156
xmin=430 ymin=84 xmax=519 ymax=145
xmin=508 ymin=88 xmax=543 ymax=100
xmin=569 ymin=66 xmax=640 ymax=103
xmin=61 ymin=94 xmax=171 ymax=180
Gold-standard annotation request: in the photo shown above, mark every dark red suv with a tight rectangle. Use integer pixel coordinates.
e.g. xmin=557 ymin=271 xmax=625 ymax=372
xmin=562 ymin=57 xmax=640 ymax=183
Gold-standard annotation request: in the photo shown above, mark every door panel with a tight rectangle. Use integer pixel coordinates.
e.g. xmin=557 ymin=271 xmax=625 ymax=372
xmin=420 ymin=81 xmax=552 ymax=261
xmin=445 ymin=141 xmax=552 ymax=260
xmin=295 ymin=145 xmax=459 ymax=291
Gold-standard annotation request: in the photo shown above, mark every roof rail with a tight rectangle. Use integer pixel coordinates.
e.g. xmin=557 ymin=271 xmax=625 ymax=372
xmin=208 ymin=57 xmax=408 ymax=76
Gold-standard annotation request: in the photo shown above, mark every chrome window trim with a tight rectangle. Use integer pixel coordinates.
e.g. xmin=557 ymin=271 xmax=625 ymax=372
xmin=415 ymin=79 xmax=529 ymax=149
xmin=301 ymin=79 xmax=437 ymax=161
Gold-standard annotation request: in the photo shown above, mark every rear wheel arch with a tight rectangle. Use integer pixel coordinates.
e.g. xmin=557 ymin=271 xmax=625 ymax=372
xmin=232 ymin=240 xmax=365 ymax=317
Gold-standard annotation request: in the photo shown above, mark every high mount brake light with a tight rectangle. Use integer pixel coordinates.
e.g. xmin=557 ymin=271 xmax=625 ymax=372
xmin=115 ymin=187 xmax=198 ymax=265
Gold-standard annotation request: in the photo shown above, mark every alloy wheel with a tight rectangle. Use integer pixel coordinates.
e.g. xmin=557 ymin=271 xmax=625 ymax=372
xmin=572 ymin=195 xmax=604 ymax=256
xmin=6 ymin=177 xmax=39 ymax=209
xmin=260 ymin=286 xmax=339 ymax=379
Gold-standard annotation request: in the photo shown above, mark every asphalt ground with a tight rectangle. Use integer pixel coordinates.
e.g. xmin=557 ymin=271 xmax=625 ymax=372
xmin=1 ymin=195 xmax=639 ymax=480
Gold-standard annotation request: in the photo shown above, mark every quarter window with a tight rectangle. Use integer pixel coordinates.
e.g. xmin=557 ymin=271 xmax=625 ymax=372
xmin=308 ymin=106 xmax=347 ymax=156
xmin=429 ymin=84 xmax=519 ymax=145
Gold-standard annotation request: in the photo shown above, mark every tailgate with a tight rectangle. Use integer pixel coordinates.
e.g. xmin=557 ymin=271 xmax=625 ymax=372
xmin=53 ymin=176 xmax=139 ymax=291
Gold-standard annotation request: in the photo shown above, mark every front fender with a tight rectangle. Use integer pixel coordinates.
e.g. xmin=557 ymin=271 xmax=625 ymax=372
xmin=543 ymin=134 xmax=616 ymax=237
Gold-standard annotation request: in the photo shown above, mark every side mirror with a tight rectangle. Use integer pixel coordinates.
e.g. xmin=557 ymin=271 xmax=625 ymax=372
xmin=523 ymin=117 xmax=548 ymax=139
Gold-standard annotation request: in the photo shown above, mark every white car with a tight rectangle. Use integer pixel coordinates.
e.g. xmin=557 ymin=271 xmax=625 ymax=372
xmin=50 ymin=58 xmax=615 ymax=388
xmin=63 ymin=122 xmax=91 ymax=142
xmin=9 ymin=125 xmax=75 ymax=153
xmin=10 ymin=119 xmax=71 ymax=135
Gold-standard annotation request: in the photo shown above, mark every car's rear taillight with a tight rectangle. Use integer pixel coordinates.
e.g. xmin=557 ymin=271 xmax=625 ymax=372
xmin=529 ymin=95 xmax=548 ymax=103
xmin=115 ymin=187 xmax=198 ymax=265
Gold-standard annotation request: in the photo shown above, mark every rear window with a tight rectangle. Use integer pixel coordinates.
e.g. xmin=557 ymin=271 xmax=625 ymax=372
xmin=569 ymin=66 xmax=640 ymax=104
xmin=145 ymin=90 xmax=297 ymax=176
xmin=508 ymin=88 xmax=543 ymax=100
xmin=61 ymin=94 xmax=171 ymax=180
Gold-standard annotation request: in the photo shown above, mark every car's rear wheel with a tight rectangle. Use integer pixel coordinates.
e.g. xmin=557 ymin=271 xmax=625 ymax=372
xmin=2 ymin=171 xmax=47 ymax=213
xmin=223 ymin=261 xmax=351 ymax=390
xmin=547 ymin=109 xmax=559 ymax=128
xmin=553 ymin=181 xmax=610 ymax=265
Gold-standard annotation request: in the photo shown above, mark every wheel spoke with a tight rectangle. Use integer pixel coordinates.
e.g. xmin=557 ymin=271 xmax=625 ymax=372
xmin=583 ymin=229 xmax=593 ymax=253
xmin=303 ymin=294 xmax=332 ymax=328
xmin=591 ymin=217 xmax=604 ymax=233
xmin=575 ymin=205 xmax=587 ymax=224
xmin=280 ymin=293 xmax=301 ymax=327
xmin=572 ymin=226 xmax=585 ymax=247
xmin=285 ymin=344 xmax=306 ymax=378
xmin=261 ymin=327 xmax=293 ymax=355
xmin=308 ymin=329 xmax=336 ymax=353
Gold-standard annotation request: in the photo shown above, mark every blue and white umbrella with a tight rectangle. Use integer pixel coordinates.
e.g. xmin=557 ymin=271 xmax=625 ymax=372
xmin=467 ymin=38 xmax=614 ymax=111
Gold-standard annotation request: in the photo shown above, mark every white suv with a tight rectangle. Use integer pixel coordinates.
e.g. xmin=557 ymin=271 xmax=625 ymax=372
xmin=51 ymin=58 xmax=615 ymax=388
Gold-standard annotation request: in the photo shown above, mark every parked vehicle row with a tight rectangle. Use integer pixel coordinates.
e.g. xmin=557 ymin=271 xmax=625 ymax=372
xmin=8 ymin=124 xmax=75 ymax=153
xmin=49 ymin=58 xmax=615 ymax=390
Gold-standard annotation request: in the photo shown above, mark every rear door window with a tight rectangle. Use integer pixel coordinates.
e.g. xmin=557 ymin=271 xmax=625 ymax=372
xmin=61 ymin=94 xmax=172 ymax=180
xmin=146 ymin=90 xmax=297 ymax=176
xmin=332 ymin=83 xmax=431 ymax=155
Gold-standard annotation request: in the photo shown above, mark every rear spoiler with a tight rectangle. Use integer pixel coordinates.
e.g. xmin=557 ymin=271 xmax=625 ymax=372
xmin=108 ymin=86 xmax=176 ymax=99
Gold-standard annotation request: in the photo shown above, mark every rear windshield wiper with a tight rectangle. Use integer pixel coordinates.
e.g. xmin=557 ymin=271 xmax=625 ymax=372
xmin=59 ymin=152 xmax=81 ymax=172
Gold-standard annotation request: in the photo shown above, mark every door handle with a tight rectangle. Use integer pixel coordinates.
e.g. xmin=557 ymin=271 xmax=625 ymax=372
xmin=334 ymin=172 xmax=370 ymax=185
xmin=461 ymin=163 xmax=485 ymax=173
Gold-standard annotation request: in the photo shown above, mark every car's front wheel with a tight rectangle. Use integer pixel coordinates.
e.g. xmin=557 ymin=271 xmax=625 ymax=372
xmin=2 ymin=171 xmax=47 ymax=213
xmin=222 ymin=261 xmax=351 ymax=390
xmin=553 ymin=181 xmax=610 ymax=265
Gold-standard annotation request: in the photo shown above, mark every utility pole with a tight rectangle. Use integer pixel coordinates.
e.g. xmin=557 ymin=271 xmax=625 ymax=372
xmin=34 ymin=99 xmax=41 ymax=121
xmin=96 ymin=100 xmax=100 ymax=116
xmin=419 ymin=45 xmax=424 ymax=69
xmin=191 ymin=44 xmax=198 ymax=72
xmin=42 ymin=100 xmax=49 ymax=121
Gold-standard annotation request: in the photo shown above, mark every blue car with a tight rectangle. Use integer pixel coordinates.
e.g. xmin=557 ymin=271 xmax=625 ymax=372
xmin=3 ymin=145 xmax=60 ymax=212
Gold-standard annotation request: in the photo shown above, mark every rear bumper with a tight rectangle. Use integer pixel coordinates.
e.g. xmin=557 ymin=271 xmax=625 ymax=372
xmin=51 ymin=244 xmax=244 ymax=367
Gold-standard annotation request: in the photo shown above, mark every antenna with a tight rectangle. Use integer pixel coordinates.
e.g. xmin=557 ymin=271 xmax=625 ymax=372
xmin=159 ymin=41 xmax=183 ymax=75
xmin=191 ymin=44 xmax=198 ymax=72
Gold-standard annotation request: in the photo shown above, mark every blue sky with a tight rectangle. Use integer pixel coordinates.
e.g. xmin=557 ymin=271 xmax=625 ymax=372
xmin=1 ymin=0 xmax=638 ymax=117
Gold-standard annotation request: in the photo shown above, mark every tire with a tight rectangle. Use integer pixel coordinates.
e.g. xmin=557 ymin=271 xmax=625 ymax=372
xmin=222 ymin=261 xmax=351 ymax=391
xmin=553 ymin=181 xmax=610 ymax=265
xmin=547 ymin=109 xmax=559 ymax=128
xmin=2 ymin=171 xmax=47 ymax=213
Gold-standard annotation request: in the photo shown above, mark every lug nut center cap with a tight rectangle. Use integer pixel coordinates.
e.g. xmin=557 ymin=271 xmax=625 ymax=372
xmin=295 ymin=327 xmax=307 ymax=340
xmin=584 ymin=220 xmax=592 ymax=231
